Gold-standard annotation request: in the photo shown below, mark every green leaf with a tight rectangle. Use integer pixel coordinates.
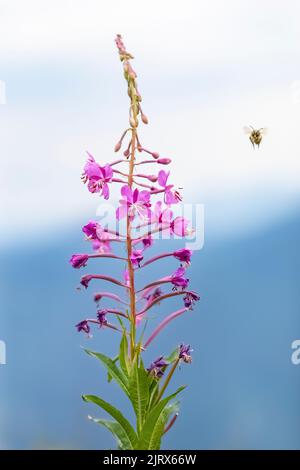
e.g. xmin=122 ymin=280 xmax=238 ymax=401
xmin=148 ymin=379 xmax=159 ymax=411
xmin=150 ymin=400 xmax=180 ymax=449
xmin=165 ymin=348 xmax=179 ymax=363
xmin=82 ymin=395 xmax=137 ymax=449
xmin=116 ymin=316 xmax=126 ymax=330
xmin=88 ymin=417 xmax=133 ymax=450
xmin=119 ymin=332 xmax=130 ymax=377
xmin=129 ymin=359 xmax=149 ymax=433
xmin=107 ymin=355 xmax=119 ymax=383
xmin=84 ymin=349 xmax=129 ymax=397
xmin=137 ymin=385 xmax=186 ymax=450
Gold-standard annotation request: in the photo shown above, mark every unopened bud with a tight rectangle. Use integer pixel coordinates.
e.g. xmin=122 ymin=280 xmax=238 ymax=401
xmin=123 ymin=149 xmax=130 ymax=158
xmin=151 ymin=152 xmax=159 ymax=159
xmin=141 ymin=113 xmax=148 ymax=124
xmin=147 ymin=175 xmax=158 ymax=182
xmin=114 ymin=141 xmax=122 ymax=152
xmin=157 ymin=158 xmax=172 ymax=165
xmin=94 ymin=293 xmax=102 ymax=302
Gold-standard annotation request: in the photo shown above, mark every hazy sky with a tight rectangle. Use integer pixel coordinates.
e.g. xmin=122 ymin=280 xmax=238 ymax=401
xmin=1 ymin=0 xmax=300 ymax=242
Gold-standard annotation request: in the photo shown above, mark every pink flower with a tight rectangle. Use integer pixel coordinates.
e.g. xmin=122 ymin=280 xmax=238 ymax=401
xmin=80 ymin=274 xmax=93 ymax=288
xmin=82 ymin=221 xmax=112 ymax=253
xmin=183 ymin=291 xmax=200 ymax=309
xmin=97 ymin=309 xmax=108 ymax=328
xmin=133 ymin=236 xmax=153 ymax=250
xmin=147 ymin=356 xmax=168 ymax=378
xmin=130 ymin=249 xmax=144 ymax=267
xmin=141 ymin=236 xmax=153 ymax=250
xmin=91 ymin=230 xmax=112 ymax=254
xmin=76 ymin=320 xmax=90 ymax=334
xmin=170 ymin=217 xmax=190 ymax=237
xmin=82 ymin=153 xmax=113 ymax=199
xmin=173 ymin=248 xmax=192 ymax=264
xmin=69 ymin=254 xmax=89 ymax=269
xmin=82 ymin=221 xmax=98 ymax=239
xmin=179 ymin=344 xmax=192 ymax=363
xmin=152 ymin=201 xmax=173 ymax=226
xmin=158 ymin=170 xmax=180 ymax=205
xmin=171 ymin=266 xmax=189 ymax=289
xmin=144 ymin=287 xmax=163 ymax=302
xmin=116 ymin=185 xmax=151 ymax=221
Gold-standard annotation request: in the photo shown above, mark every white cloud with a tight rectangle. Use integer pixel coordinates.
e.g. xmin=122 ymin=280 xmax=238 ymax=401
xmin=1 ymin=0 xmax=300 ymax=243
xmin=1 ymin=0 xmax=300 ymax=64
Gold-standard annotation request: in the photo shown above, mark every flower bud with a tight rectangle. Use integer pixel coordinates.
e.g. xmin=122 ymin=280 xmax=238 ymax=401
xmin=147 ymin=174 xmax=158 ymax=182
xmin=141 ymin=113 xmax=148 ymax=124
xmin=157 ymin=158 xmax=171 ymax=165
xmin=151 ymin=152 xmax=159 ymax=159
xmin=123 ymin=148 xmax=130 ymax=158
xmin=173 ymin=248 xmax=192 ymax=264
xmin=94 ymin=293 xmax=102 ymax=302
xmin=76 ymin=320 xmax=90 ymax=334
xmin=114 ymin=141 xmax=122 ymax=152
xmin=69 ymin=254 xmax=89 ymax=269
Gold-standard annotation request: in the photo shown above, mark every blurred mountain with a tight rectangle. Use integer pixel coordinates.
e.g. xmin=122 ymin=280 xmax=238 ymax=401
xmin=0 ymin=211 xmax=300 ymax=449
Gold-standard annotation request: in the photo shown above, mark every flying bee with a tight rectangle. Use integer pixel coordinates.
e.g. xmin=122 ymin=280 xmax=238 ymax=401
xmin=243 ymin=125 xmax=267 ymax=149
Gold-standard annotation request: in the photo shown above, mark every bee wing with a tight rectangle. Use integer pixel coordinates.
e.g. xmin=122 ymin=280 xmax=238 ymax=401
xmin=243 ymin=126 xmax=253 ymax=135
xmin=259 ymin=128 xmax=268 ymax=135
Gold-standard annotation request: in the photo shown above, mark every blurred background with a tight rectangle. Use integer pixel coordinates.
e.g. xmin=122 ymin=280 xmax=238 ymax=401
xmin=1 ymin=0 xmax=300 ymax=449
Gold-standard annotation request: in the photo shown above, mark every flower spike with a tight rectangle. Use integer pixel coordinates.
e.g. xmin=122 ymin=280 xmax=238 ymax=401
xmin=70 ymin=34 xmax=200 ymax=450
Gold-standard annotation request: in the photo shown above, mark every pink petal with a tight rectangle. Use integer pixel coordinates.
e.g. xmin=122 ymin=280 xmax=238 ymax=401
xmin=173 ymin=266 xmax=186 ymax=277
xmin=154 ymin=201 xmax=162 ymax=219
xmin=161 ymin=207 xmax=173 ymax=223
xmin=95 ymin=224 xmax=104 ymax=239
xmin=121 ymin=185 xmax=133 ymax=202
xmin=87 ymin=179 xmax=100 ymax=193
xmin=102 ymin=183 xmax=110 ymax=200
xmin=165 ymin=189 xmax=178 ymax=205
xmin=84 ymin=158 xmax=102 ymax=180
xmin=172 ymin=216 xmax=189 ymax=236
xmin=137 ymin=206 xmax=152 ymax=220
xmin=138 ymin=190 xmax=151 ymax=203
xmin=158 ymin=170 xmax=169 ymax=188
xmin=133 ymin=188 xmax=139 ymax=203
xmin=104 ymin=164 xmax=113 ymax=180
xmin=116 ymin=205 xmax=128 ymax=220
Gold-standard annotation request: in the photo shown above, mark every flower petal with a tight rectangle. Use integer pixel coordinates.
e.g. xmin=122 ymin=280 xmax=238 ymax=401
xmin=121 ymin=185 xmax=133 ymax=202
xmin=158 ymin=170 xmax=170 ymax=188
xmin=116 ymin=204 xmax=128 ymax=220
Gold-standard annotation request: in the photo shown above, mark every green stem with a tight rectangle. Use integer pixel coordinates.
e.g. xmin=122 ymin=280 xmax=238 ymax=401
xmin=156 ymin=358 xmax=180 ymax=403
xmin=126 ymin=81 xmax=138 ymax=361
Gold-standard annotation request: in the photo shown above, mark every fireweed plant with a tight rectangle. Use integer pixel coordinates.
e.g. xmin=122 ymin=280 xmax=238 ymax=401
xmin=70 ymin=35 xmax=200 ymax=450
